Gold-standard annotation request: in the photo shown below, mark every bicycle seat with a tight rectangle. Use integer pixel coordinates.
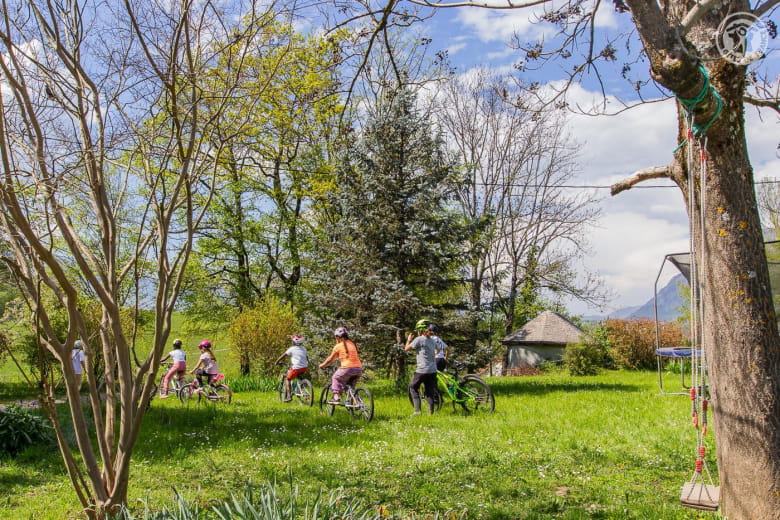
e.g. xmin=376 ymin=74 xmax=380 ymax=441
xmin=212 ymin=373 xmax=225 ymax=383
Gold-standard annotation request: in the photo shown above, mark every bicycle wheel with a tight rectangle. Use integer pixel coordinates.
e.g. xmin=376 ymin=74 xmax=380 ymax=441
xmin=457 ymin=376 xmax=495 ymax=413
xmin=278 ymin=375 xmax=289 ymax=403
xmin=319 ymin=384 xmax=335 ymax=416
xmin=353 ymin=387 xmax=374 ymax=422
xmin=177 ymin=384 xmax=194 ymax=405
xmin=297 ymin=379 xmax=313 ymax=407
xmin=212 ymin=384 xmax=232 ymax=404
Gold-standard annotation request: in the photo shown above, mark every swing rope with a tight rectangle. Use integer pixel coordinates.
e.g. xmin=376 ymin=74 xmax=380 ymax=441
xmin=673 ymin=64 xmax=723 ymax=153
xmin=680 ymin=118 xmax=719 ymax=511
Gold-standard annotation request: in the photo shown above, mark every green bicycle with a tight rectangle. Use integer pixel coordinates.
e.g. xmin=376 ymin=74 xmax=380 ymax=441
xmin=435 ymin=361 xmax=495 ymax=414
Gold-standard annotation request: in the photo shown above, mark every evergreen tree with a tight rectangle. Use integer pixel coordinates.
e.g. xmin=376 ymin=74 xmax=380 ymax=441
xmin=307 ymin=86 xmax=468 ymax=381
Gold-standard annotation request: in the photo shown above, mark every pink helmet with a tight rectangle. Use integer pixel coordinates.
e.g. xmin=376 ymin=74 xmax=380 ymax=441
xmin=198 ymin=340 xmax=212 ymax=349
xmin=291 ymin=334 xmax=305 ymax=345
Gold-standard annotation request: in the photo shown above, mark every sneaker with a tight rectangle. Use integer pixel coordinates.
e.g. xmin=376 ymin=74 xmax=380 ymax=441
xmin=159 ymin=394 xmax=170 ymax=399
xmin=283 ymin=397 xmax=292 ymax=402
xmin=411 ymin=411 xmax=421 ymax=416
xmin=327 ymin=397 xmax=341 ymax=405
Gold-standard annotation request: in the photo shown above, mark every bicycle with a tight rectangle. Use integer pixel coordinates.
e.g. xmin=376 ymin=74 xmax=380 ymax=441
xmin=318 ymin=369 xmax=374 ymax=422
xmin=156 ymin=362 xmax=191 ymax=401
xmin=178 ymin=373 xmax=232 ymax=405
xmin=435 ymin=361 xmax=494 ymax=414
xmin=277 ymin=365 xmax=313 ymax=406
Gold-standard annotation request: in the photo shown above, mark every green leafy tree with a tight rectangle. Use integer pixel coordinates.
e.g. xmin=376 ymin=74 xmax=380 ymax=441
xmin=182 ymin=20 xmax=346 ymax=330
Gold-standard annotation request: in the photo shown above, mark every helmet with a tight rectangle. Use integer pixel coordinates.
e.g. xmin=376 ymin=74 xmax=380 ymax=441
xmin=198 ymin=340 xmax=211 ymax=349
xmin=334 ymin=327 xmax=348 ymax=338
xmin=173 ymin=338 xmax=182 ymax=347
xmin=291 ymin=334 xmax=304 ymax=345
xmin=74 ymin=340 xmax=84 ymax=349
xmin=415 ymin=319 xmax=430 ymax=331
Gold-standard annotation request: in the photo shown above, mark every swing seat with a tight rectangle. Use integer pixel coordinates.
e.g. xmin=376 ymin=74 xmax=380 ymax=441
xmin=680 ymin=482 xmax=720 ymax=511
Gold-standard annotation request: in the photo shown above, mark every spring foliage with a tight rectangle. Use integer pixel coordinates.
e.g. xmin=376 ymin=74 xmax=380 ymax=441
xmin=227 ymin=297 xmax=299 ymax=377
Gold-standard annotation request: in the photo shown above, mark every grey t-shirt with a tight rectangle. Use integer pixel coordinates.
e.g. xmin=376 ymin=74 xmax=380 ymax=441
xmin=411 ymin=335 xmax=437 ymax=374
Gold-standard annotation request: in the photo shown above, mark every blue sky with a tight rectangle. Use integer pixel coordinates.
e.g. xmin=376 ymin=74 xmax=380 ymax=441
xmin=416 ymin=3 xmax=779 ymax=316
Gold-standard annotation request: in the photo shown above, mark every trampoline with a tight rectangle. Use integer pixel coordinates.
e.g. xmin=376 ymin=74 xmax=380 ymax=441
xmin=655 ymin=346 xmax=701 ymax=395
xmin=653 ymin=240 xmax=780 ymax=394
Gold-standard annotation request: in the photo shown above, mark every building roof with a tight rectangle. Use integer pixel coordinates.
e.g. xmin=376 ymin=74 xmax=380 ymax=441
xmin=501 ymin=310 xmax=584 ymax=345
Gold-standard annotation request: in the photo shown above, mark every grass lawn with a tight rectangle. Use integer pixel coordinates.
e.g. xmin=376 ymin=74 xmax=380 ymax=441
xmin=0 ymin=369 xmax=719 ymax=519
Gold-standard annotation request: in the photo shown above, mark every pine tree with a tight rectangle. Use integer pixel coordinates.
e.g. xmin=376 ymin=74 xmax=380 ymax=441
xmin=307 ymin=86 xmax=468 ymax=381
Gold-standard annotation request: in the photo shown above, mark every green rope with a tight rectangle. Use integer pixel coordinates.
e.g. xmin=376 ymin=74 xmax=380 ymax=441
xmin=673 ymin=64 xmax=723 ymax=152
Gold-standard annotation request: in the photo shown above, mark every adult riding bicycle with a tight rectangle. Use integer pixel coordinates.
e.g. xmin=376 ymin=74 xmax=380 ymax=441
xmin=277 ymin=364 xmax=313 ymax=406
xmin=436 ymin=360 xmax=494 ymax=414
xmin=318 ymin=367 xmax=374 ymax=422
xmin=178 ymin=373 xmax=232 ymax=405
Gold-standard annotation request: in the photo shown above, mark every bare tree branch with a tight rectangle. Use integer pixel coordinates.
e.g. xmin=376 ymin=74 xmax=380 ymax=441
xmin=754 ymin=0 xmax=780 ymax=18
xmin=744 ymin=95 xmax=780 ymax=115
xmin=610 ymin=165 xmax=671 ymax=196
xmin=679 ymin=0 xmax=724 ymax=36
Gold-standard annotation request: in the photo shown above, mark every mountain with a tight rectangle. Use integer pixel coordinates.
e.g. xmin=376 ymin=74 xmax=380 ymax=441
xmin=580 ymin=274 xmax=688 ymax=323
xmin=629 ymin=273 xmax=688 ymax=321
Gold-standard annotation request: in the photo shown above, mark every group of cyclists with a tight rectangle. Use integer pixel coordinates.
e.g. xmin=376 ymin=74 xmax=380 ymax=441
xmin=161 ymin=318 xmax=449 ymax=414
xmin=277 ymin=319 xmax=447 ymax=414
xmin=159 ymin=339 xmax=220 ymax=398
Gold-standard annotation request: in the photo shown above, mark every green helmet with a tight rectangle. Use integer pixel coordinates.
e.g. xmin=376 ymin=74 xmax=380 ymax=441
xmin=415 ymin=319 xmax=430 ymax=331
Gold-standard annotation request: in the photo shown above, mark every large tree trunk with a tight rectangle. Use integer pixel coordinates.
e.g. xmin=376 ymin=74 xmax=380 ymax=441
xmin=625 ymin=1 xmax=780 ymax=515
xmin=688 ymin=105 xmax=780 ymax=519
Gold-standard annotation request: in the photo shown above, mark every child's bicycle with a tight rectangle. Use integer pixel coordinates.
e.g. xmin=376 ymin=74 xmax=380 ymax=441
xmin=277 ymin=365 xmax=313 ymax=406
xmin=178 ymin=373 xmax=232 ymax=405
xmin=318 ymin=368 xmax=374 ymax=422
xmin=155 ymin=362 xmax=192 ymax=402
xmin=435 ymin=361 xmax=494 ymax=414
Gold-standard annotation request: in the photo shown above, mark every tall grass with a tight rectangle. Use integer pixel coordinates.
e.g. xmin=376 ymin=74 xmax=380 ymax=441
xmin=0 ymin=369 xmax=717 ymax=519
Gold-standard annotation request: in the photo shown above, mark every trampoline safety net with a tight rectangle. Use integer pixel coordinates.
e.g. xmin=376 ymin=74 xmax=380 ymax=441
xmin=664 ymin=240 xmax=780 ymax=319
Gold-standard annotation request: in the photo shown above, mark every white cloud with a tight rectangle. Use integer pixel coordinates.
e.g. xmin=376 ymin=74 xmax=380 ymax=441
xmin=453 ymin=0 xmax=620 ymax=44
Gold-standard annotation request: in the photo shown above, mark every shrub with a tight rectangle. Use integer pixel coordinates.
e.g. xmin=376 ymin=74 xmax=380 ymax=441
xmin=603 ymin=318 xmax=684 ymax=370
xmin=227 ymin=296 xmax=299 ymax=377
xmin=563 ymin=343 xmax=601 ymax=376
xmin=228 ymin=374 xmax=279 ymax=393
xmin=0 ymin=405 xmax=54 ymax=457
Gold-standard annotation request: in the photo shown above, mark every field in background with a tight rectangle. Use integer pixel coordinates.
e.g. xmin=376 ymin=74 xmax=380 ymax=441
xmin=0 ymin=368 xmax=719 ymax=520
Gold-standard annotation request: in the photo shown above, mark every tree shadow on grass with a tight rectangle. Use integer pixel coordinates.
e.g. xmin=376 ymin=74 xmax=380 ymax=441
xmin=135 ymin=397 xmax=381 ymax=462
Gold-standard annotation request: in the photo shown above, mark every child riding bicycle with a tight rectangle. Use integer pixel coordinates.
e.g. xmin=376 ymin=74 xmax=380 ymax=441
xmin=275 ymin=334 xmax=309 ymax=402
xmin=159 ymin=338 xmax=186 ymax=398
xmin=318 ymin=327 xmax=362 ymax=405
xmin=190 ymin=340 xmax=219 ymax=388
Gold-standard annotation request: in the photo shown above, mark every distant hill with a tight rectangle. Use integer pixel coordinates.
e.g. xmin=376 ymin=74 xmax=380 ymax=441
xmin=580 ymin=274 xmax=688 ymax=323
xmin=630 ymin=273 xmax=687 ymax=321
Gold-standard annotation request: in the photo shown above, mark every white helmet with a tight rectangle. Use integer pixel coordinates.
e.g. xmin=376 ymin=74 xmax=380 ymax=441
xmin=74 ymin=340 xmax=84 ymax=349
xmin=291 ymin=334 xmax=304 ymax=345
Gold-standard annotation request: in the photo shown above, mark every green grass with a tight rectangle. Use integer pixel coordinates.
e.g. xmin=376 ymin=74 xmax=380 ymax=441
xmin=0 ymin=369 xmax=719 ymax=519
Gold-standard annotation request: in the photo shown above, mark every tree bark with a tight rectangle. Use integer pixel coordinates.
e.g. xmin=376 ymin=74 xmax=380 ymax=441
xmin=624 ymin=1 xmax=780 ymax=516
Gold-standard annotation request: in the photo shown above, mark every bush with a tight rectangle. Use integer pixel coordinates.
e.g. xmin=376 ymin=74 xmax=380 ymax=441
xmin=603 ymin=318 xmax=684 ymax=370
xmin=227 ymin=296 xmax=299 ymax=377
xmin=228 ymin=374 xmax=279 ymax=393
xmin=0 ymin=405 xmax=54 ymax=457
xmin=563 ymin=343 xmax=601 ymax=376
